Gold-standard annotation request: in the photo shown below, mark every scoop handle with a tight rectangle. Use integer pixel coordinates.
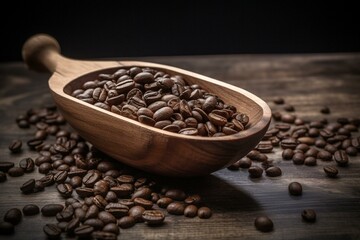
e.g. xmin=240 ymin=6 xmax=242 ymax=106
xmin=22 ymin=34 xmax=62 ymax=73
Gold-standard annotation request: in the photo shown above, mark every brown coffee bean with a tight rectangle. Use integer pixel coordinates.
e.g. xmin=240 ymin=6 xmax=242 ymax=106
xmin=346 ymin=146 xmax=358 ymax=156
xmin=333 ymin=150 xmax=349 ymax=167
xmin=8 ymin=140 xmax=22 ymax=153
xmin=184 ymin=205 xmax=198 ymax=218
xmin=129 ymin=206 xmax=145 ymax=222
xmin=167 ymin=202 xmax=185 ymax=215
xmin=288 ymin=182 xmax=302 ymax=196
xmin=282 ymin=149 xmax=294 ymax=160
xmin=102 ymin=223 xmax=119 ymax=235
xmin=54 ymin=170 xmax=68 ymax=183
xmin=265 ymin=166 xmax=282 ymax=177
xmin=7 ymin=167 xmax=24 ymax=177
xmin=4 ymin=208 xmax=22 ymax=225
xmin=317 ymin=150 xmax=332 ymax=161
xmin=20 ymin=179 xmax=35 ymax=194
xmin=324 ymin=166 xmax=338 ymax=178
xmin=248 ymin=166 xmax=263 ymax=178
xmin=56 ymin=210 xmax=74 ymax=222
xmin=105 ymin=203 xmax=129 ymax=218
xmin=304 ymin=156 xmax=317 ymax=166
xmin=157 ymin=197 xmax=173 ymax=208
xmin=74 ymin=225 xmax=94 ymax=238
xmin=118 ymin=216 xmax=136 ymax=229
xmin=281 ymin=138 xmax=299 ymax=149
xmin=165 ymin=189 xmax=187 ymax=201
xmin=57 ymin=183 xmax=73 ymax=198
xmin=281 ymin=114 xmax=296 ymax=124
xmin=0 ymin=162 xmax=15 ymax=172
xmin=142 ymin=210 xmax=165 ymax=225
xmin=76 ymin=187 xmax=94 ymax=198
xmin=302 ymin=209 xmax=316 ymax=222
xmin=84 ymin=218 xmax=104 ymax=230
xmin=22 ymin=204 xmax=40 ymax=216
xmin=254 ymin=216 xmax=273 ymax=232
xmin=292 ymin=152 xmax=305 ymax=165
xmin=41 ymin=204 xmax=64 ymax=216
xmin=98 ymin=211 xmax=117 ymax=225
xmin=43 ymin=224 xmax=61 ymax=238
xmin=197 ymin=207 xmax=212 ymax=219
xmin=273 ymin=97 xmax=284 ymax=104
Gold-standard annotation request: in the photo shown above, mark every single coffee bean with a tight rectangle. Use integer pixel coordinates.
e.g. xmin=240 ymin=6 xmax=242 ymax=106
xmin=302 ymin=209 xmax=316 ymax=222
xmin=288 ymin=182 xmax=302 ymax=196
xmin=0 ymin=172 xmax=7 ymax=182
xmin=284 ymin=104 xmax=295 ymax=112
xmin=273 ymin=97 xmax=284 ymax=104
xmin=83 ymin=170 xmax=102 ymax=187
xmin=39 ymin=162 xmax=52 ymax=174
xmin=0 ymin=162 xmax=15 ymax=172
xmin=53 ymin=170 xmax=68 ymax=184
xmin=22 ymin=204 xmax=40 ymax=216
xmin=317 ymin=150 xmax=332 ymax=161
xmin=157 ymin=197 xmax=173 ymax=208
xmin=132 ymin=187 xmax=152 ymax=200
xmin=93 ymin=195 xmax=108 ymax=209
xmin=165 ymin=189 xmax=187 ymax=201
xmin=281 ymin=138 xmax=299 ymax=149
xmin=93 ymin=180 xmax=110 ymax=197
xmin=118 ymin=216 xmax=136 ymax=229
xmin=57 ymin=183 xmax=73 ymax=198
xmin=56 ymin=210 xmax=74 ymax=222
xmin=281 ymin=114 xmax=296 ymax=124
xmin=19 ymin=158 xmax=35 ymax=173
xmin=84 ymin=218 xmax=105 ymax=230
xmin=254 ymin=216 xmax=273 ymax=232
xmin=76 ymin=187 xmax=94 ymax=198
xmin=7 ymin=167 xmax=24 ymax=177
xmin=65 ymin=217 xmax=80 ymax=234
xmin=8 ymin=139 xmax=22 ymax=153
xmin=3 ymin=208 xmax=22 ymax=225
xmin=184 ymin=194 xmax=202 ymax=205
xmin=85 ymin=204 xmax=99 ymax=220
xmin=98 ymin=211 xmax=117 ymax=225
xmin=324 ymin=166 xmax=338 ymax=178
xmin=20 ymin=178 xmax=35 ymax=193
xmin=333 ymin=150 xmax=349 ymax=167
xmin=167 ymin=202 xmax=185 ymax=215
xmin=133 ymin=197 xmax=153 ymax=210
xmin=248 ymin=166 xmax=263 ymax=178
xmin=184 ymin=205 xmax=198 ymax=218
xmin=282 ymin=149 xmax=294 ymax=160
xmin=198 ymin=207 xmax=212 ymax=219
xmin=41 ymin=204 xmax=64 ymax=216
xmin=140 ymin=208 xmax=167 ymax=226
xmin=74 ymin=225 xmax=94 ymax=238
xmin=292 ymin=152 xmax=305 ymax=165
xmin=304 ymin=156 xmax=317 ymax=166
xmin=43 ymin=224 xmax=62 ymax=239
xmin=346 ymin=146 xmax=358 ymax=156
xmin=0 ymin=221 xmax=14 ymax=235
xmin=102 ymin=223 xmax=119 ymax=235
xmin=265 ymin=166 xmax=282 ymax=177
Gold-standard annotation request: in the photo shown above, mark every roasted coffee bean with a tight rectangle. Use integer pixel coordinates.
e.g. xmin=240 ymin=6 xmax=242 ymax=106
xmin=74 ymin=225 xmax=94 ymax=238
xmin=3 ymin=208 xmax=22 ymax=225
xmin=56 ymin=210 xmax=74 ymax=222
xmin=254 ymin=216 xmax=273 ymax=232
xmin=282 ymin=149 xmax=294 ymax=160
xmin=281 ymin=137 xmax=299 ymax=150
xmin=0 ymin=172 xmax=7 ymax=182
xmin=292 ymin=152 xmax=305 ymax=165
xmin=57 ymin=183 xmax=73 ymax=198
xmin=324 ymin=166 xmax=338 ymax=178
xmin=128 ymin=206 xmax=145 ymax=222
xmin=105 ymin=191 xmax=118 ymax=203
xmin=273 ymin=97 xmax=284 ymax=104
xmin=118 ymin=216 xmax=136 ymax=229
xmin=265 ymin=166 xmax=282 ymax=177
xmin=317 ymin=150 xmax=332 ymax=161
xmin=18 ymin=158 xmax=35 ymax=173
xmin=7 ymin=167 xmax=24 ymax=177
xmin=302 ymin=209 xmax=316 ymax=222
xmin=304 ymin=156 xmax=317 ymax=166
xmin=54 ymin=170 xmax=68 ymax=183
xmin=256 ymin=141 xmax=273 ymax=153
xmin=110 ymin=184 xmax=133 ymax=198
xmin=184 ymin=194 xmax=202 ymax=206
xmin=65 ymin=217 xmax=80 ymax=234
xmin=27 ymin=139 xmax=43 ymax=149
xmin=0 ymin=221 xmax=15 ymax=235
xmin=281 ymin=114 xmax=296 ymax=124
xmin=20 ymin=178 xmax=35 ymax=193
xmin=105 ymin=203 xmax=129 ymax=218
xmin=142 ymin=210 xmax=165 ymax=225
xmin=39 ymin=162 xmax=52 ymax=174
xmin=133 ymin=197 xmax=153 ymax=210
xmin=94 ymin=180 xmax=110 ymax=197
xmin=0 ymin=162 xmax=15 ymax=172
xmin=248 ymin=166 xmax=263 ymax=178
xmin=84 ymin=218 xmax=105 ymax=230
xmin=43 ymin=224 xmax=61 ymax=238
xmin=184 ymin=205 xmax=198 ymax=218
xmin=22 ymin=204 xmax=40 ymax=216
xmin=83 ymin=170 xmax=102 ymax=187
xmin=333 ymin=150 xmax=349 ymax=166
xmin=198 ymin=207 xmax=212 ymax=219
xmin=157 ymin=197 xmax=173 ymax=208
xmin=102 ymin=223 xmax=119 ymax=235
xmin=165 ymin=189 xmax=187 ymax=201
xmin=98 ymin=211 xmax=117 ymax=224
xmin=288 ymin=182 xmax=302 ymax=196
xmin=8 ymin=139 xmax=22 ymax=153
xmin=93 ymin=195 xmax=108 ymax=209
xmin=132 ymin=187 xmax=152 ymax=200
xmin=305 ymin=148 xmax=319 ymax=158
xmin=284 ymin=104 xmax=295 ymax=112
xmin=41 ymin=204 xmax=64 ymax=216
xmin=85 ymin=204 xmax=99 ymax=220
xmin=346 ymin=146 xmax=358 ymax=156
xmin=167 ymin=202 xmax=185 ymax=215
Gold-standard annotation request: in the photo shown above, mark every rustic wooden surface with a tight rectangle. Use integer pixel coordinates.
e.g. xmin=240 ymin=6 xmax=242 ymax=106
xmin=1 ymin=53 xmax=360 ymax=240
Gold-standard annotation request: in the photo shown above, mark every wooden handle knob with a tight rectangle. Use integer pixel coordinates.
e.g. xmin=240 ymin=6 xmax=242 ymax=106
xmin=22 ymin=34 xmax=61 ymax=73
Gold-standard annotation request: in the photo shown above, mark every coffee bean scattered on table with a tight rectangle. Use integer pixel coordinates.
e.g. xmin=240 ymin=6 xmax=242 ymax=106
xmin=254 ymin=216 xmax=274 ymax=232
xmin=301 ymin=209 xmax=316 ymax=222
xmin=288 ymin=182 xmax=302 ymax=196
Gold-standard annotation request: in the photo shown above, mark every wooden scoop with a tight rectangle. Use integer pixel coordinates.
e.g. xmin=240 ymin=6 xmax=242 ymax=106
xmin=22 ymin=34 xmax=271 ymax=177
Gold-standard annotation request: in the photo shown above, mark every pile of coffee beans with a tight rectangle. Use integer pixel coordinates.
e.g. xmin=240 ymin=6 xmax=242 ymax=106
xmin=0 ymin=105 xmax=212 ymax=238
xmin=227 ymin=97 xmax=360 ymax=232
xmin=70 ymin=67 xmax=249 ymax=137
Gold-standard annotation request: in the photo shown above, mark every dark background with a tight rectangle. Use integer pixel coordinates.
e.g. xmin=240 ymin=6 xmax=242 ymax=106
xmin=1 ymin=1 xmax=359 ymax=62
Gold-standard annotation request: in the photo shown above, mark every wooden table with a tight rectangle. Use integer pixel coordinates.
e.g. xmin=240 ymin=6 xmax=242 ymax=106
xmin=1 ymin=53 xmax=360 ymax=239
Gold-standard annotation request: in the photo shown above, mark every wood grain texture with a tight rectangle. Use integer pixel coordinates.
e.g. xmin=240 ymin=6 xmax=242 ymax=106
xmin=0 ymin=53 xmax=360 ymax=239
xmin=21 ymin=34 xmax=271 ymax=176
